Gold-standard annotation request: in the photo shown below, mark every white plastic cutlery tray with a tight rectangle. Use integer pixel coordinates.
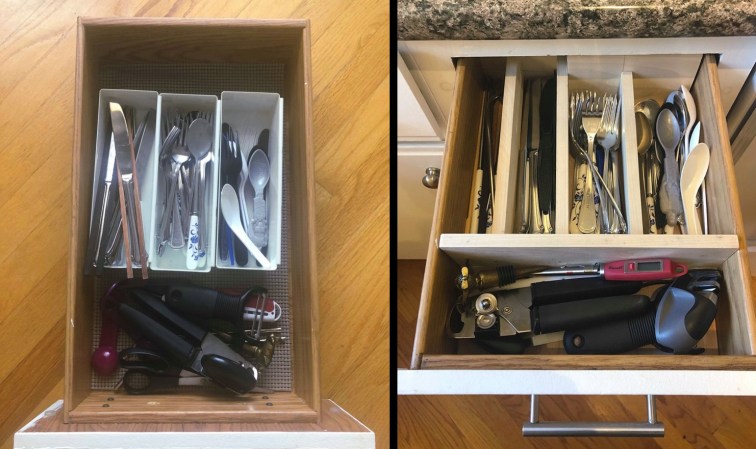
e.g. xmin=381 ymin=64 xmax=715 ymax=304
xmin=90 ymin=89 xmax=158 ymax=269
xmin=217 ymin=91 xmax=284 ymax=270
xmin=412 ymin=53 xmax=756 ymax=372
xmin=89 ymin=90 xmax=283 ymax=272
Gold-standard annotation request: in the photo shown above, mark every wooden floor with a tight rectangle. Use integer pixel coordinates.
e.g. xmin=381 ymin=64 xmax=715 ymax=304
xmin=397 ymin=259 xmax=756 ymax=449
xmin=0 ymin=2 xmax=388 ymax=449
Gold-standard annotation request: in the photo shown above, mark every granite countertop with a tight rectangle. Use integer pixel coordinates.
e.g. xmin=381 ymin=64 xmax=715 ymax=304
xmin=398 ymin=0 xmax=756 ymax=40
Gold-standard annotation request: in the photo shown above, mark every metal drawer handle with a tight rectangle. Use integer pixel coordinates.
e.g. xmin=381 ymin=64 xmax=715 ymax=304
xmin=523 ymin=394 xmax=664 ymax=437
xmin=422 ymin=167 xmax=440 ymax=189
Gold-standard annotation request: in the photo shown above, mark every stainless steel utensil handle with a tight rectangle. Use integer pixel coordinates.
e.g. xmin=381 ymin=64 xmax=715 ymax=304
xmin=523 ymin=395 xmax=664 ymax=437
xmin=122 ymin=180 xmax=140 ymax=264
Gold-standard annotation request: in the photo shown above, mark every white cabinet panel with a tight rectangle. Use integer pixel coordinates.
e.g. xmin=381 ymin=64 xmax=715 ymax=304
xmin=398 ymin=144 xmax=443 ymax=259
xmin=398 ymin=53 xmax=443 ymax=141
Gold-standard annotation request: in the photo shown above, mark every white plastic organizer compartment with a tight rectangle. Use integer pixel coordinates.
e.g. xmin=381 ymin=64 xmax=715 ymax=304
xmin=216 ymin=91 xmax=283 ymax=270
xmin=150 ymin=93 xmax=220 ymax=272
xmin=91 ymin=89 xmax=159 ymax=269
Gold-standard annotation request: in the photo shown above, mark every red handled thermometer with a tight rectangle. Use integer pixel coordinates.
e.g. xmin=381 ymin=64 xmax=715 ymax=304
xmin=532 ymin=258 xmax=688 ymax=282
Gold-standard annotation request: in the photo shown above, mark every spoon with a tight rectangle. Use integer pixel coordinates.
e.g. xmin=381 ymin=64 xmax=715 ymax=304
xmin=656 ymin=105 xmax=685 ymax=232
xmin=220 ymin=184 xmax=273 ymax=269
xmin=248 ymin=148 xmax=270 ymax=247
xmin=635 ymin=111 xmax=652 ymax=155
xmin=185 ymin=117 xmax=214 ymax=269
xmin=679 ymin=143 xmax=710 ymax=235
xmin=635 ymin=99 xmax=662 ymax=165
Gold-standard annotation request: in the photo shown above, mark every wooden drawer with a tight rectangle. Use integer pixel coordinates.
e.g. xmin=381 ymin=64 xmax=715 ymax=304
xmin=67 ymin=18 xmax=318 ymax=423
xmin=410 ymin=52 xmax=756 ymax=382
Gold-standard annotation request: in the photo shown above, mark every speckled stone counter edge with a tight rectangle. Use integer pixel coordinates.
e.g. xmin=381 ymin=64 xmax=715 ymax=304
xmin=398 ymin=1 xmax=756 ymax=40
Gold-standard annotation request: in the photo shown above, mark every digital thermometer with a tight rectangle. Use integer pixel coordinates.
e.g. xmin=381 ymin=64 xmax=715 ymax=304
xmin=601 ymin=258 xmax=688 ymax=281
xmin=532 ymin=258 xmax=688 ymax=282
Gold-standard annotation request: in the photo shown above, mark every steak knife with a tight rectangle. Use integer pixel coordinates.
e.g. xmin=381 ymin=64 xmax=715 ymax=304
xmin=538 ymin=77 xmax=557 ymax=227
xmin=110 ymin=102 xmax=148 ymax=278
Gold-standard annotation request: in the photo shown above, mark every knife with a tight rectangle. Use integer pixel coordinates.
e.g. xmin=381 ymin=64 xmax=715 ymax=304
xmin=538 ymin=77 xmax=557 ymax=226
xmin=135 ymin=109 xmax=156 ymax=188
xmin=84 ymin=132 xmax=118 ymax=275
xmin=110 ymin=102 xmax=148 ymax=278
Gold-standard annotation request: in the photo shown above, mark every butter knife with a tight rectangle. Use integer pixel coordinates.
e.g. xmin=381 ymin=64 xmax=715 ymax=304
xmin=135 ymin=109 xmax=156 ymax=188
xmin=110 ymin=102 xmax=148 ymax=278
xmin=84 ymin=132 xmax=118 ymax=275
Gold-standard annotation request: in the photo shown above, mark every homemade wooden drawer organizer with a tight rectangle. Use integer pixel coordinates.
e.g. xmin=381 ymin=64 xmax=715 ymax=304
xmin=412 ymin=53 xmax=756 ymax=374
xmin=67 ymin=18 xmax=319 ymax=424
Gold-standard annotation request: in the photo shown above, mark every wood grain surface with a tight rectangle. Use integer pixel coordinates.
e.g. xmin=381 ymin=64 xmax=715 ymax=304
xmin=0 ymin=1 xmax=388 ymax=448
xmin=398 ymin=259 xmax=756 ymax=449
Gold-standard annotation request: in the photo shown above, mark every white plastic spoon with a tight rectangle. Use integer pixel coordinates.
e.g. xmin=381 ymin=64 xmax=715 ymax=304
xmin=220 ymin=184 xmax=273 ymax=269
xmin=680 ymin=143 xmax=710 ymax=235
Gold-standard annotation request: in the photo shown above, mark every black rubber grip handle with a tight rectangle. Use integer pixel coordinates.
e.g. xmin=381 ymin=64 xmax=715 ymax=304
xmin=563 ymin=310 xmax=656 ymax=354
xmin=130 ymin=289 xmax=206 ymax=343
xmin=164 ymin=285 xmax=244 ymax=329
xmin=118 ymin=303 xmax=197 ymax=367
xmin=531 ymin=278 xmax=644 ymax=306
xmin=532 ymin=294 xmax=652 ymax=334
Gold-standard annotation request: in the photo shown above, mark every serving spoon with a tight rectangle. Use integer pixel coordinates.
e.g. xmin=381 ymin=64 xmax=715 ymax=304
xmin=656 ymin=104 xmax=685 ymax=233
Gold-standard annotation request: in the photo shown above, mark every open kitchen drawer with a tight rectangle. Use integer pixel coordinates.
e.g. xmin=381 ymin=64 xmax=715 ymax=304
xmin=403 ymin=51 xmax=756 ymax=403
xmin=66 ymin=18 xmax=321 ymax=425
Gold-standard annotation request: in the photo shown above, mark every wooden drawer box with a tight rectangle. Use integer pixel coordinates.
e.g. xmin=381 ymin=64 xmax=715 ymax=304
xmin=67 ymin=17 xmax=318 ymax=423
xmin=411 ymin=52 xmax=756 ymax=377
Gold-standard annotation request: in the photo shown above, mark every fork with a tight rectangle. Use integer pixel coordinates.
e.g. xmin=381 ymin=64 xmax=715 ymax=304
xmin=596 ymin=95 xmax=621 ymax=232
xmin=578 ymin=92 xmax=605 ymax=233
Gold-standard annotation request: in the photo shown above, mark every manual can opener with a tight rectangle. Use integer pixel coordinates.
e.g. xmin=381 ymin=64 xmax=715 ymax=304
xmin=451 ymin=277 xmax=652 ymax=339
xmin=118 ymin=289 xmax=258 ymax=394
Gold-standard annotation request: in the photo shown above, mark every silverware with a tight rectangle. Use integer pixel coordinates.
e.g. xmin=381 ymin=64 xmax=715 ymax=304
xmin=248 ymin=148 xmax=270 ymax=247
xmin=135 ymin=109 xmax=156 ymax=187
xmin=110 ymin=101 xmax=148 ymax=278
xmin=84 ymin=133 xmax=118 ymax=275
xmin=185 ymin=116 xmax=214 ymax=269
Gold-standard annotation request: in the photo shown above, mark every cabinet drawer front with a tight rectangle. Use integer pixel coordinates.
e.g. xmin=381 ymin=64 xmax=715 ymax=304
xmin=411 ymin=53 xmax=756 ymax=376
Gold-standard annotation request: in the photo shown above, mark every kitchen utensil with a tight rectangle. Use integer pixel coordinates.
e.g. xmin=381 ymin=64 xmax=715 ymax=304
xmin=680 ymin=143 xmax=710 ymax=235
xmin=220 ymin=184 xmax=273 ymax=269
xmin=572 ymin=92 xmax=626 ymax=234
xmin=134 ymin=109 xmax=156 ymax=187
xmin=635 ymin=111 xmax=658 ymax=234
xmin=519 ymin=82 xmax=533 ymax=233
xmin=578 ymin=92 xmax=604 ymax=234
xmin=464 ymin=258 xmax=687 ymax=292
xmin=248 ymin=148 xmax=271 ymax=247
xmin=525 ymin=79 xmax=544 ymax=234
xmin=564 ymin=269 xmax=721 ymax=354
xmin=655 ymin=104 xmax=685 ymax=230
xmin=681 ymin=86 xmax=697 ymax=156
xmin=110 ymin=102 xmax=148 ymax=279
xmin=118 ymin=290 xmax=258 ymax=394
xmin=689 ymin=121 xmax=701 ymax=147
xmin=596 ymin=95 xmax=623 ymax=233
xmin=219 ymin=124 xmax=248 ymax=266
xmin=450 ymin=277 xmax=651 ymax=339
xmin=84 ymin=133 xmax=118 ymax=275
xmin=533 ymin=258 xmax=688 ymax=281
xmin=119 ymin=347 xmax=211 ymax=394
xmin=185 ymin=116 xmax=214 ymax=269
xmin=537 ymin=77 xmax=556 ymax=233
